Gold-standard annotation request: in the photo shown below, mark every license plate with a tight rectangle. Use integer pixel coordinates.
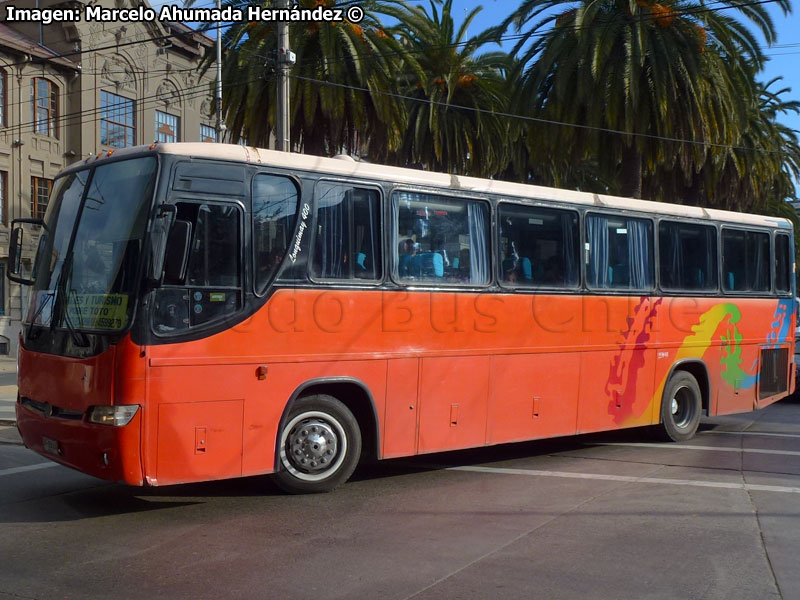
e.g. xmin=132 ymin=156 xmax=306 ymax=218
xmin=42 ymin=437 xmax=60 ymax=456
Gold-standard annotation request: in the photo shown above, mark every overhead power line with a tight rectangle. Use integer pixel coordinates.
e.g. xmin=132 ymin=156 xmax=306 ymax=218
xmin=0 ymin=66 xmax=207 ymax=114
xmin=8 ymin=73 xmax=266 ymax=139
xmin=289 ymin=73 xmax=797 ymax=157
xmin=0 ymin=0 xmax=788 ymax=71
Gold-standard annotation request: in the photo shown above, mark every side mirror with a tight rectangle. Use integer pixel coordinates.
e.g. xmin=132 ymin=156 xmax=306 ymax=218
xmin=163 ymin=219 xmax=192 ymax=283
xmin=8 ymin=227 xmax=22 ymax=276
xmin=7 ymin=218 xmax=43 ymax=285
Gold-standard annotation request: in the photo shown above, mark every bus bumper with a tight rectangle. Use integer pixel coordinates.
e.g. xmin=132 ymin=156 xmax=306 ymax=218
xmin=15 ymin=399 xmax=144 ymax=486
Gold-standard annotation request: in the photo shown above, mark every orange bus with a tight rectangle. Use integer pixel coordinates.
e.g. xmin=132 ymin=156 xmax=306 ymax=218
xmin=8 ymin=144 xmax=796 ymax=493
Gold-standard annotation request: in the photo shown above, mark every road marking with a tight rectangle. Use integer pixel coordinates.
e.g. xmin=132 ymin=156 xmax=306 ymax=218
xmin=0 ymin=462 xmax=60 ymax=477
xmin=702 ymin=430 xmax=800 ymax=440
xmin=448 ymin=465 xmax=800 ymax=494
xmin=592 ymin=442 xmax=800 ymax=457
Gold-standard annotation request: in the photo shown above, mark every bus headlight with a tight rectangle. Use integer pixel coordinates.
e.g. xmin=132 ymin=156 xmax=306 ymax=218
xmin=87 ymin=405 xmax=140 ymax=426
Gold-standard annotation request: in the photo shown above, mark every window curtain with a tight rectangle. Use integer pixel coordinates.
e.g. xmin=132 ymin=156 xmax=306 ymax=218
xmin=627 ymin=219 xmax=652 ymax=289
xmin=365 ymin=194 xmax=378 ymax=276
xmin=752 ymin=233 xmax=769 ymax=291
xmin=316 ymin=185 xmax=346 ymax=279
xmin=665 ymin=227 xmax=682 ymax=289
xmin=702 ymin=227 xmax=716 ymax=289
xmin=587 ymin=215 xmax=609 ymax=288
xmin=561 ymin=213 xmax=577 ymax=285
xmin=467 ymin=202 xmax=489 ymax=284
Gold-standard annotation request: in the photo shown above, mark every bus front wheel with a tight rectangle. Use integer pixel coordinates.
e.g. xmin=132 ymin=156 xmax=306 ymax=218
xmin=657 ymin=371 xmax=702 ymax=442
xmin=274 ymin=395 xmax=362 ymax=494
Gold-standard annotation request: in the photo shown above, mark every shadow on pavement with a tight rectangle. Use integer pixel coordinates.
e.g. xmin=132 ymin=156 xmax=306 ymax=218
xmin=6 ymin=406 xmax=798 ymax=524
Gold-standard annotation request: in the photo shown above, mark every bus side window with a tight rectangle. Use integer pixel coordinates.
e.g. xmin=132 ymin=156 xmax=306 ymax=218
xmin=658 ymin=221 xmax=717 ymax=292
xmin=311 ymin=183 xmax=382 ymax=281
xmin=393 ymin=192 xmax=490 ymax=285
xmin=586 ymin=213 xmax=654 ymax=291
xmin=154 ymin=201 xmax=243 ymax=333
xmin=498 ymin=203 xmax=579 ymax=287
xmin=722 ymin=229 xmax=771 ymax=293
xmin=253 ymin=174 xmax=299 ymax=293
xmin=775 ymin=233 xmax=791 ymax=294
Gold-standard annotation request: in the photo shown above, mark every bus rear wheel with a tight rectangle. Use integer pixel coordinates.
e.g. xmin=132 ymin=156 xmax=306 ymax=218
xmin=274 ymin=395 xmax=361 ymax=494
xmin=657 ymin=371 xmax=702 ymax=442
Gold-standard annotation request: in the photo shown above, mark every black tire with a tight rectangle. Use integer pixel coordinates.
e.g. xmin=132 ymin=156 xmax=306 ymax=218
xmin=273 ymin=394 xmax=361 ymax=494
xmin=657 ymin=371 xmax=702 ymax=442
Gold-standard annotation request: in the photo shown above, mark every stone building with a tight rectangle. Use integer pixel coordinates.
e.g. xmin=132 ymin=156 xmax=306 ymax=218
xmin=0 ymin=0 xmax=217 ymax=354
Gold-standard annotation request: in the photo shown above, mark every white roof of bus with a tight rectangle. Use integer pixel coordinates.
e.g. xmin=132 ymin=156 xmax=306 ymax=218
xmin=104 ymin=143 xmax=793 ymax=229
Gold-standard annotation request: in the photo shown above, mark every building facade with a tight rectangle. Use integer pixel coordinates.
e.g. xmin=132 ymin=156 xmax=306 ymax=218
xmin=0 ymin=0 xmax=217 ymax=354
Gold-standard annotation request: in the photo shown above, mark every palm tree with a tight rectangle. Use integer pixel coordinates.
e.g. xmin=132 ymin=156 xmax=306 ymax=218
xmin=381 ymin=0 xmax=514 ymax=177
xmin=208 ymin=0 xmax=404 ymax=156
xmin=640 ymin=73 xmax=800 ymax=214
xmin=499 ymin=0 xmax=790 ymax=199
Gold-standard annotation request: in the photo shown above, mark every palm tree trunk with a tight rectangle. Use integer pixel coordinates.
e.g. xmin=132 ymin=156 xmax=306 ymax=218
xmin=620 ymin=144 xmax=642 ymax=199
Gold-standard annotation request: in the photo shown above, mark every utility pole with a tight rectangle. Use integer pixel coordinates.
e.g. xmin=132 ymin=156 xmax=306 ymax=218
xmin=276 ymin=0 xmax=294 ymax=151
xmin=215 ymin=0 xmax=224 ymax=142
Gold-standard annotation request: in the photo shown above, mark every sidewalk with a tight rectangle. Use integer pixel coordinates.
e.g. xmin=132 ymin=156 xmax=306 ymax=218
xmin=0 ymin=424 xmax=21 ymax=445
xmin=0 ymin=356 xmax=17 ymax=424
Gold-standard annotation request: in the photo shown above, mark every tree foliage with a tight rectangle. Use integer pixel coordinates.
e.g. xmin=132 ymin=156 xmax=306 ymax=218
xmin=209 ymin=0 xmax=799 ymax=212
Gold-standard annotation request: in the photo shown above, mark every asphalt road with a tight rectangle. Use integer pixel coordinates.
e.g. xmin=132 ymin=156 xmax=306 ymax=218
xmin=1 ymin=398 xmax=800 ymax=600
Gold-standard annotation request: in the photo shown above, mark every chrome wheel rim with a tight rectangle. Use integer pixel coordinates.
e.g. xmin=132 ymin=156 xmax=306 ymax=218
xmin=279 ymin=411 xmax=347 ymax=482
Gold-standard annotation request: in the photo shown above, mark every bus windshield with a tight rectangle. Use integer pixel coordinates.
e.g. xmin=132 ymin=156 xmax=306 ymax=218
xmin=25 ymin=156 xmax=158 ymax=332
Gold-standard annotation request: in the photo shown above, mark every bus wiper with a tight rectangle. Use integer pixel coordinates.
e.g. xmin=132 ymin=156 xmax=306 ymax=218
xmin=26 ymin=291 xmax=54 ymax=339
xmin=26 ymin=262 xmax=65 ymax=340
xmin=49 ymin=255 xmax=89 ymax=347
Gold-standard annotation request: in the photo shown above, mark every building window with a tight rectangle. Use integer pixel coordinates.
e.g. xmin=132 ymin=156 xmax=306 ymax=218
xmin=0 ymin=264 xmax=5 ymax=316
xmin=0 ymin=171 xmax=6 ymax=225
xmin=155 ymin=111 xmax=179 ymax=143
xmin=31 ymin=78 xmax=58 ymax=137
xmin=100 ymin=91 xmax=135 ymax=148
xmin=0 ymin=69 xmax=6 ymax=127
xmin=200 ymin=124 xmax=216 ymax=142
xmin=31 ymin=177 xmax=53 ymax=220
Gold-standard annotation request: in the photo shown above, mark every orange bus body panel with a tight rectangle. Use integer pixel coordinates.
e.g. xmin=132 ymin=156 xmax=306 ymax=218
xmin=142 ymin=289 xmax=793 ymax=485
xmin=17 ymin=289 xmax=794 ymax=487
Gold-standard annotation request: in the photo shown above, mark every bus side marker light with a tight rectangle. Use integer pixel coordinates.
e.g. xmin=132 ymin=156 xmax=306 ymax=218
xmin=256 ymin=365 xmax=268 ymax=380
xmin=532 ymin=397 xmax=541 ymax=418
